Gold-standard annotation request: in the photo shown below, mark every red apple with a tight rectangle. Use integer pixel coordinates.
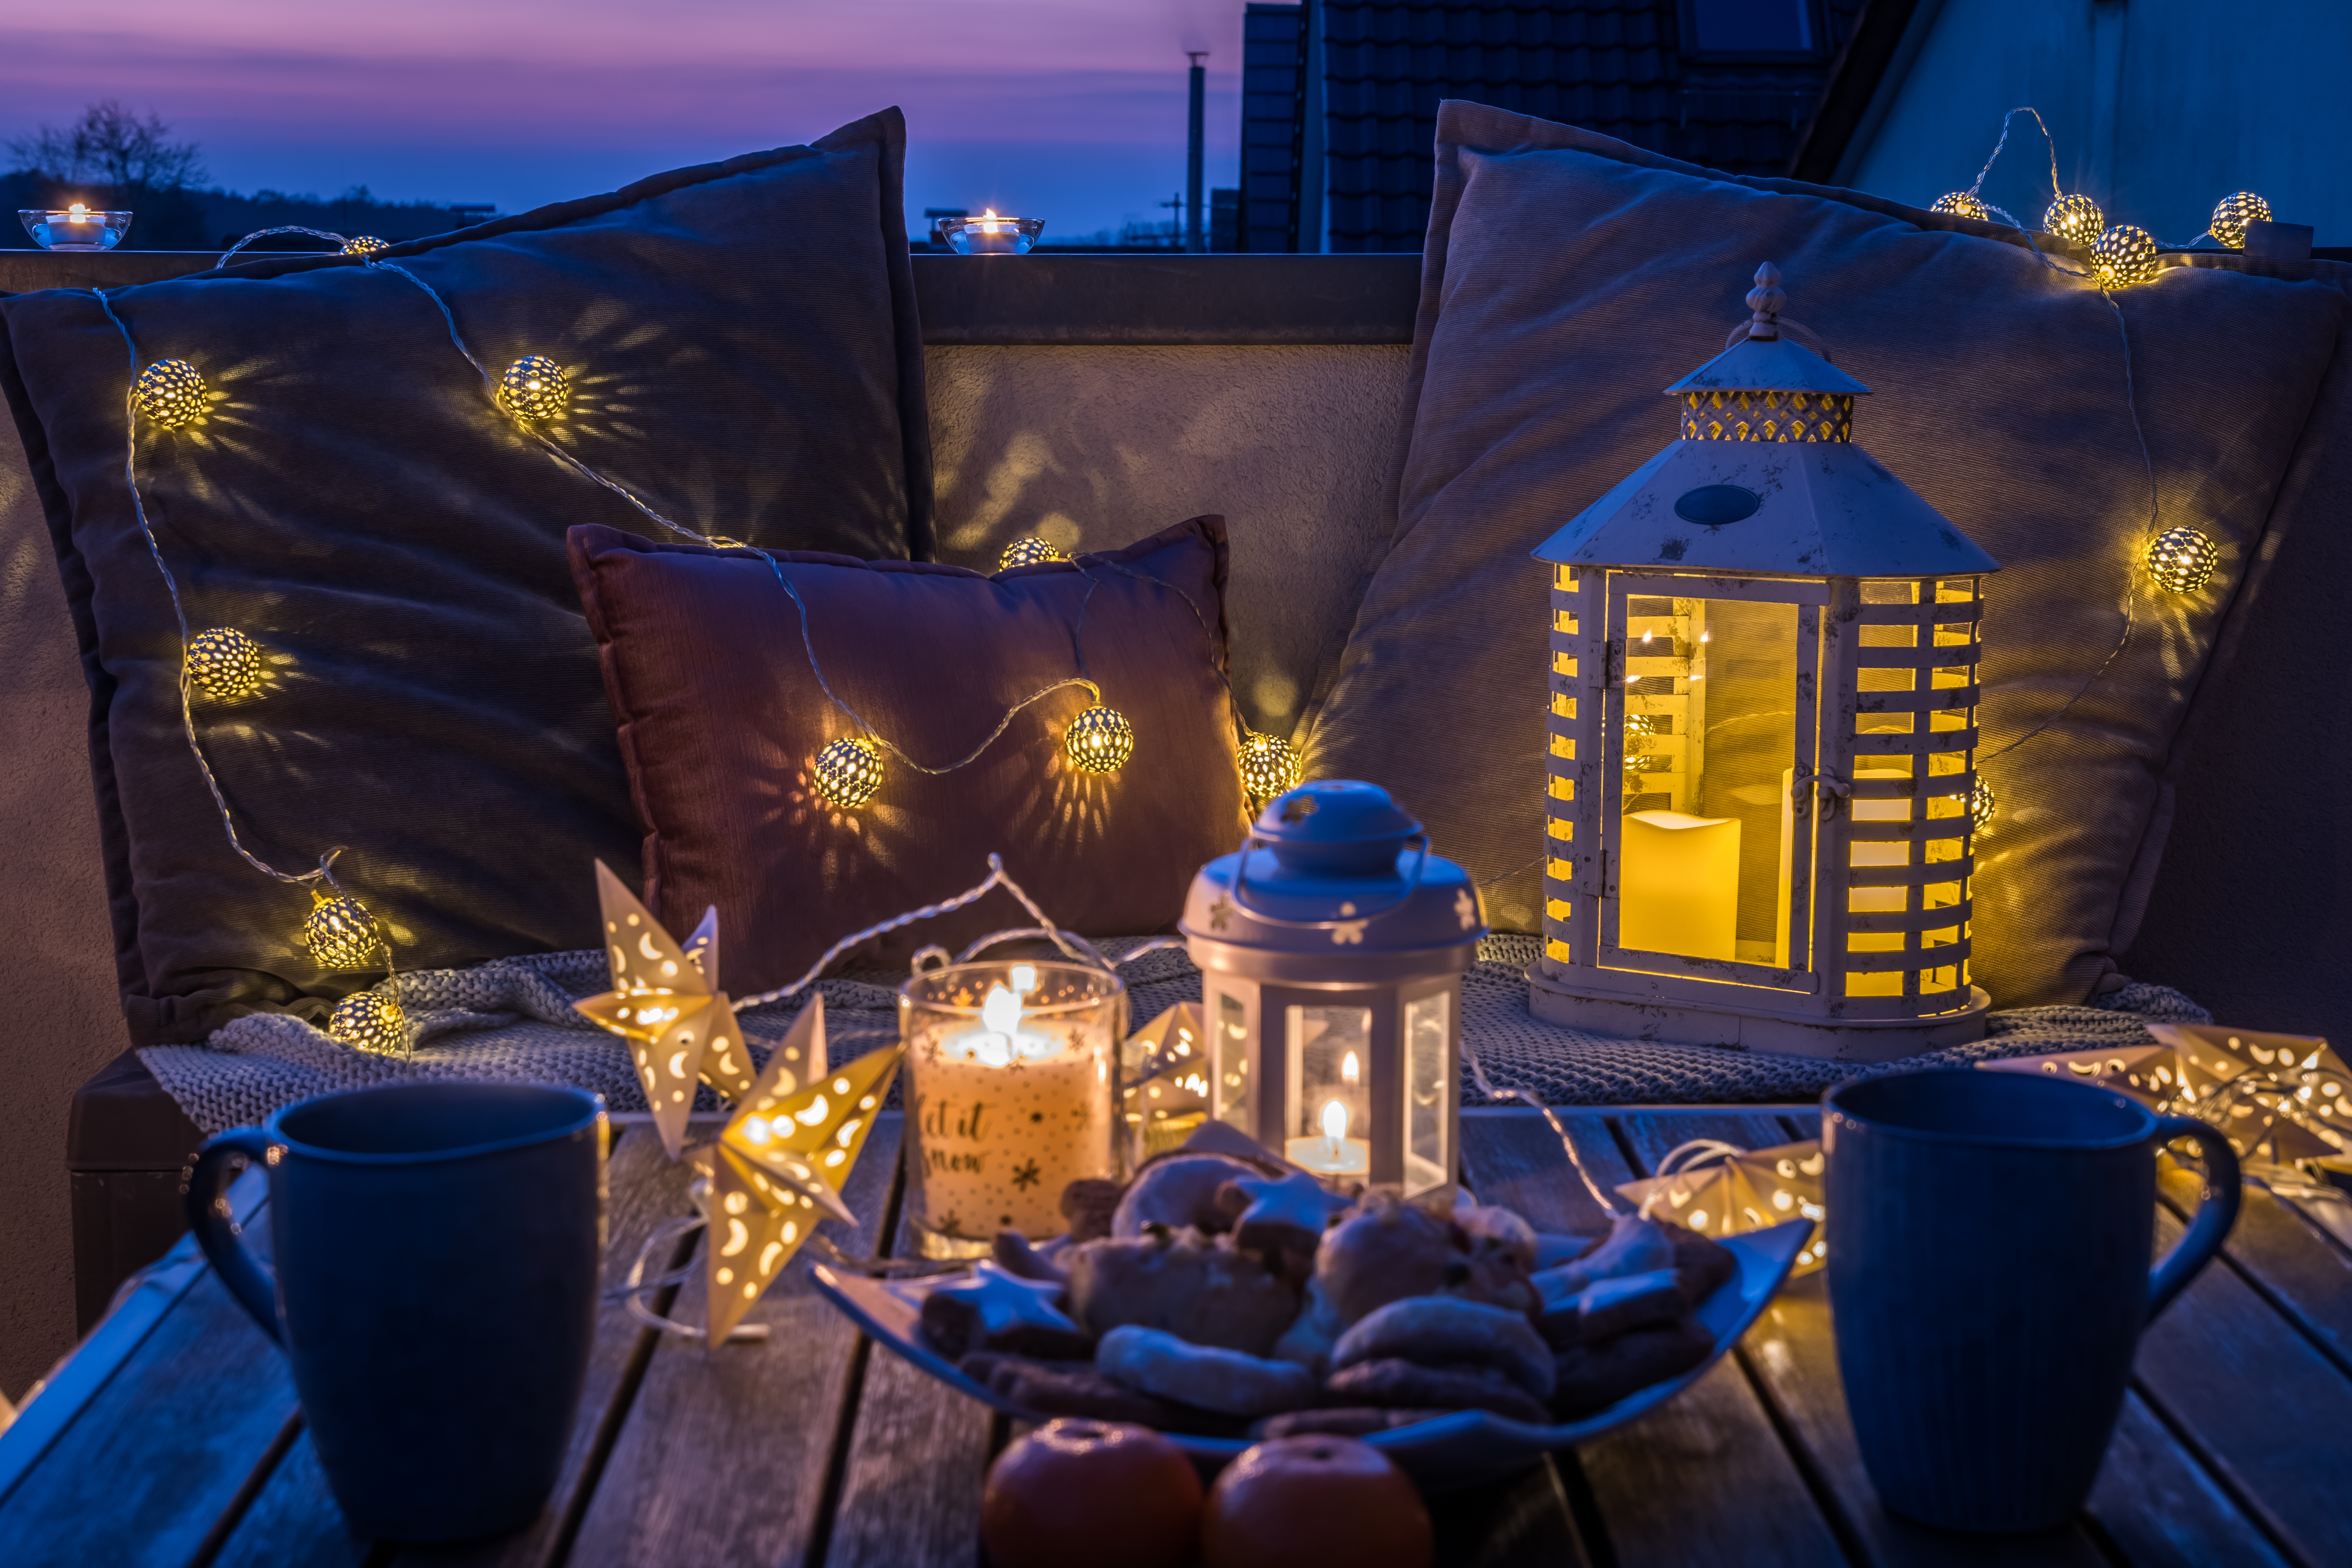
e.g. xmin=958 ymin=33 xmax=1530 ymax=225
xmin=980 ymin=1418 xmax=1203 ymax=1568
xmin=1200 ymin=1435 xmax=1433 ymax=1568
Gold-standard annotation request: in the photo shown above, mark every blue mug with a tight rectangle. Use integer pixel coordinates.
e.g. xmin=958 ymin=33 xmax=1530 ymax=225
xmin=1823 ymin=1069 xmax=2239 ymax=1532
xmin=187 ymin=1082 xmax=606 ymax=1542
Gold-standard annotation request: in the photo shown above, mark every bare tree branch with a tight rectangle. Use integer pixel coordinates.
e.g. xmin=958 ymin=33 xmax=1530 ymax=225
xmin=6 ymin=100 xmax=207 ymax=191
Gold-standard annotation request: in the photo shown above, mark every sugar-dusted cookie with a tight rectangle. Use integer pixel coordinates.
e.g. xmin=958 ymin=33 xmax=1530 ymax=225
xmin=1330 ymin=1295 xmax=1554 ymax=1399
xmin=1530 ymin=1214 xmax=1676 ymax=1309
xmin=1111 ymin=1153 xmax=1260 ymax=1239
xmin=1320 ymin=1358 xmax=1550 ymax=1425
xmin=1097 ymin=1325 xmax=1319 ymax=1416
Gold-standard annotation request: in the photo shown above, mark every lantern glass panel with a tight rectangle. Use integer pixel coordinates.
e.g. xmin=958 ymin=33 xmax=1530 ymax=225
xmin=1616 ymin=594 xmax=1800 ymax=966
xmin=1404 ymin=992 xmax=1450 ymax=1195
xmin=1213 ymin=990 xmax=1251 ymax=1129
xmin=1283 ymin=1004 xmax=1372 ymax=1179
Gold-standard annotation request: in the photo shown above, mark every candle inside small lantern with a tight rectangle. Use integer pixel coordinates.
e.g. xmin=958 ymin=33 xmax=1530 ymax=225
xmin=20 ymin=203 xmax=132 ymax=252
xmin=1288 ymin=1096 xmax=1372 ymax=1180
xmin=900 ymin=960 xmax=1124 ymax=1257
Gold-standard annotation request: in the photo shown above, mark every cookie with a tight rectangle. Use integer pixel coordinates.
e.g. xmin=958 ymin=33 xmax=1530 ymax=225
xmin=1331 ymin=1296 xmax=1554 ymax=1399
xmin=1064 ymin=1229 xmax=1304 ymax=1356
xmin=1667 ymin=1226 xmax=1738 ymax=1308
xmin=1321 ymin=1358 xmax=1550 ymax=1426
xmin=1453 ymin=1203 xmax=1539 ymax=1270
xmin=1097 ymin=1325 xmax=1319 ymax=1416
xmin=1576 ymin=1268 xmax=1683 ymax=1342
xmin=1531 ymin=1215 xmax=1676 ymax=1309
xmin=993 ymin=1230 xmax=1070 ymax=1285
xmin=1533 ymin=1231 xmax=1601 ymax=1271
xmin=1315 ymin=1193 xmax=1467 ymax=1325
xmin=1222 ymin=1170 xmax=1349 ymax=1261
xmin=1060 ymin=1178 xmax=1124 ymax=1243
xmin=1255 ymin=1407 xmax=1450 ymax=1439
xmin=976 ymin=1355 xmax=1181 ymax=1426
xmin=918 ymin=1261 xmax=1090 ymax=1360
xmin=1111 ymin=1154 xmax=1260 ymax=1239
xmin=1269 ymin=1276 xmax=1343 ymax=1375
xmin=1549 ymin=1318 xmax=1718 ymax=1421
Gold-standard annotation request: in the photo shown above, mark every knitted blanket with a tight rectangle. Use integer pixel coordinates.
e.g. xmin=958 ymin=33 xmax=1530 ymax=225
xmin=143 ymin=935 xmax=2208 ymax=1135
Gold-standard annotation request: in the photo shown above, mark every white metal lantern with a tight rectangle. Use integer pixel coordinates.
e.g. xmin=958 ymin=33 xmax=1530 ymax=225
xmin=1180 ymin=781 xmax=1485 ymax=1195
xmin=1528 ymin=263 xmax=2001 ymax=1060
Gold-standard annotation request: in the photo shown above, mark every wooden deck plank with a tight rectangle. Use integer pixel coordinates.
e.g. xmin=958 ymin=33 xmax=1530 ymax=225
xmin=563 ymin=1116 xmax=901 ymax=1568
xmin=2086 ymin=1393 xmax=2295 ymax=1568
xmin=2134 ymin=1202 xmax=2352 ymax=1567
xmin=1459 ymin=1107 xmax=1633 ymax=1234
xmin=1576 ymin=1354 xmax=1851 ymax=1568
xmin=1741 ymin=1273 xmax=2104 ymax=1568
xmin=0 ymin=1248 xmax=295 ymax=1568
xmin=1424 ymin=1459 xmax=1596 ymax=1568
xmin=1561 ymin=1110 xmax=1848 ymax=1568
xmin=208 ymin=1429 xmax=374 ymax=1568
xmin=2157 ymin=1163 xmax=2352 ymax=1380
xmin=822 ymin=1150 xmax=996 ymax=1568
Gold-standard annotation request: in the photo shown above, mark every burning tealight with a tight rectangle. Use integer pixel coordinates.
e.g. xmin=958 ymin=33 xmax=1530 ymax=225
xmin=19 ymin=203 xmax=132 ymax=252
xmin=899 ymin=960 xmax=1125 ymax=1257
xmin=941 ymin=209 xmax=1043 ymax=256
xmin=1287 ymin=1097 xmax=1372 ymax=1180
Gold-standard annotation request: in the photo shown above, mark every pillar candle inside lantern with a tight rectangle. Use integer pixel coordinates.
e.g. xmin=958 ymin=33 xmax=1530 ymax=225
xmin=1618 ymin=809 xmax=1741 ymax=960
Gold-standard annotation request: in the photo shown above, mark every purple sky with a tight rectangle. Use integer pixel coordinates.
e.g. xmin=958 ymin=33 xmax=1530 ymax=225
xmin=4 ymin=1 xmax=1248 ymax=237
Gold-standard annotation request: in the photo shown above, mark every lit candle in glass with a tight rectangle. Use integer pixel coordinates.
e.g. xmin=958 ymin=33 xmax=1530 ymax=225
xmin=1287 ymin=1097 xmax=1371 ymax=1180
xmin=900 ymin=960 xmax=1123 ymax=1257
xmin=939 ymin=210 xmax=1043 ymax=256
xmin=19 ymin=203 xmax=132 ymax=252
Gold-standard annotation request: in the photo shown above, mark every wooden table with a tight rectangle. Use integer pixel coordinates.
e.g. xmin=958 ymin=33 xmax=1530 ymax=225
xmin=4 ymin=1105 xmax=2349 ymax=1568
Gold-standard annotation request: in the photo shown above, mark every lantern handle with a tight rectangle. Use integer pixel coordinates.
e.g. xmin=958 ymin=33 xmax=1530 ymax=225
xmin=1225 ymin=834 xmax=1434 ymax=929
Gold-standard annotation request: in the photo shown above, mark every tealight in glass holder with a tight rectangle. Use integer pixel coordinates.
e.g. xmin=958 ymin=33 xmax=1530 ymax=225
xmin=20 ymin=205 xmax=133 ymax=252
xmin=899 ymin=960 xmax=1126 ymax=1257
xmin=936 ymin=210 xmax=1043 ymax=255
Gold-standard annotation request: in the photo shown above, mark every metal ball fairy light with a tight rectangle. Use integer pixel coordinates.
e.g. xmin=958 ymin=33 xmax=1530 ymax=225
xmin=1528 ymin=262 xmax=2001 ymax=1058
xmin=2042 ymin=194 xmax=2104 ymax=245
xmin=185 ymin=627 xmax=265 ymax=701
xmin=1236 ymin=731 xmax=1303 ymax=802
xmin=134 ymin=359 xmax=207 ymax=427
xmin=811 ymin=735 xmax=885 ymax=810
xmin=2091 ymin=226 xmax=2161 ymax=288
xmin=2209 ymin=192 xmax=2273 ymax=251
xmin=302 ymin=889 xmax=386 ymax=971
xmin=329 ymin=991 xmax=409 ymax=1056
xmin=2145 ymin=526 xmax=2220 ymax=594
xmin=996 ymin=536 xmax=1069 ymax=571
xmin=496 ymin=355 xmax=571 ymax=421
xmin=1063 ymin=704 xmax=1136 ymax=773
xmin=1930 ymin=191 xmax=1989 ymax=221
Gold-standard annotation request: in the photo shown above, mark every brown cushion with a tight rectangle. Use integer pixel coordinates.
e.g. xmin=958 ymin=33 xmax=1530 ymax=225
xmin=1302 ymin=101 xmax=2350 ymax=1007
xmin=568 ymin=517 xmax=1250 ymax=991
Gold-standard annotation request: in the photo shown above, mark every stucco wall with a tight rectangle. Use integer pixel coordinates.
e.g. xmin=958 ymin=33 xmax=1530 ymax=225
xmin=0 ymin=339 xmax=1411 ymax=1401
xmin=1843 ymin=0 xmax=2351 ymax=246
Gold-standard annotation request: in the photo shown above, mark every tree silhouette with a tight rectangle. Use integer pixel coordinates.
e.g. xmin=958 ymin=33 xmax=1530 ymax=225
xmin=7 ymin=101 xmax=207 ymax=192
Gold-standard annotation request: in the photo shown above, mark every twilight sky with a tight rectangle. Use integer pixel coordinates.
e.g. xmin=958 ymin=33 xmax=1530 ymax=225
xmin=3 ymin=0 xmax=1247 ymax=237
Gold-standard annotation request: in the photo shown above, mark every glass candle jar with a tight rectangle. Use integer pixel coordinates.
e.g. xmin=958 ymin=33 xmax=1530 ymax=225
xmin=899 ymin=960 xmax=1125 ymax=1258
xmin=20 ymin=206 xmax=133 ymax=252
xmin=936 ymin=212 xmax=1043 ymax=255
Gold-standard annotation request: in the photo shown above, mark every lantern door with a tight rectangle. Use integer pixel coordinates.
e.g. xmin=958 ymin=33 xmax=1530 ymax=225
xmin=1594 ymin=572 xmax=1826 ymax=993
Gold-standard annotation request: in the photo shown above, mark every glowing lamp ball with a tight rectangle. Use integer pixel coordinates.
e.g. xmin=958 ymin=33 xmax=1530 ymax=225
xmin=302 ymin=890 xmax=385 ymax=971
xmin=2210 ymin=191 xmax=2273 ymax=251
xmin=133 ymin=358 xmax=207 ymax=427
xmin=1529 ymin=262 xmax=2000 ymax=1060
xmin=340 ymin=235 xmax=388 ymax=257
xmin=1181 ymin=780 xmax=1485 ymax=1196
xmin=2092 ymin=226 xmax=2162 ymax=288
xmin=329 ymin=992 xmax=409 ymax=1056
xmin=1930 ymin=191 xmax=1989 ymax=221
xmin=185 ymin=627 xmax=265 ymax=701
xmin=1236 ymin=731 xmax=1304 ymax=802
xmin=2042 ymin=194 xmax=2104 ymax=245
xmin=1063 ymin=704 xmax=1136 ymax=773
xmin=2145 ymin=526 xmax=2220 ymax=593
xmin=496 ymin=355 xmax=571 ymax=421
xmin=996 ymin=535 xmax=1070 ymax=571
xmin=811 ymin=735 xmax=885 ymax=810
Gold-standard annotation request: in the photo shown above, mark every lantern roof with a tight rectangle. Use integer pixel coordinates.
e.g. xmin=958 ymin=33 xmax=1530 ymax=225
xmin=1533 ymin=263 xmax=1999 ymax=579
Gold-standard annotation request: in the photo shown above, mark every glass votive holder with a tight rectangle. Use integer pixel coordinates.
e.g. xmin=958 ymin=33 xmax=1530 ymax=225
xmin=936 ymin=212 xmax=1043 ymax=255
xmin=20 ymin=206 xmax=133 ymax=252
xmin=899 ymin=960 xmax=1126 ymax=1258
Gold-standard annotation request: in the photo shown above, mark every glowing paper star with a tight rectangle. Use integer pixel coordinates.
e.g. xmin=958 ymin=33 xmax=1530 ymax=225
xmin=573 ymin=860 xmax=757 ymax=1160
xmin=1985 ymin=1024 xmax=2352 ymax=1162
xmin=690 ymin=1000 xmax=903 ymax=1344
xmin=920 ymin=1261 xmax=1079 ymax=1338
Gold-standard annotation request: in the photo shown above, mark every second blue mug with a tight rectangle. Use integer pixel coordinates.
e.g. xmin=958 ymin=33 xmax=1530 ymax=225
xmin=186 ymin=1081 xmax=605 ymax=1542
xmin=1824 ymin=1068 xmax=2239 ymax=1532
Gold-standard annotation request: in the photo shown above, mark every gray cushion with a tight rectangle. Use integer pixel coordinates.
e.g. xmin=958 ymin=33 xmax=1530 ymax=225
xmin=1304 ymin=101 xmax=2349 ymax=1008
xmin=0 ymin=110 xmax=932 ymax=1042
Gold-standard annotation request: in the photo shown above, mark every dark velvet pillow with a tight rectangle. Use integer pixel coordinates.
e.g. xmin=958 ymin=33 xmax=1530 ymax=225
xmin=568 ymin=517 xmax=1252 ymax=993
xmin=0 ymin=110 xmax=932 ymax=1043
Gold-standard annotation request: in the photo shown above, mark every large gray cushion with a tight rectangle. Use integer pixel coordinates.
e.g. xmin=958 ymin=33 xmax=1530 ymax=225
xmin=1304 ymin=101 xmax=2349 ymax=1008
xmin=0 ymin=110 xmax=932 ymax=1043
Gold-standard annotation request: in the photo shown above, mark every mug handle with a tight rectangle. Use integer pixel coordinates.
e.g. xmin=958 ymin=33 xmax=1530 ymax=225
xmin=2145 ymin=1115 xmax=2242 ymax=1321
xmin=184 ymin=1128 xmax=285 ymax=1345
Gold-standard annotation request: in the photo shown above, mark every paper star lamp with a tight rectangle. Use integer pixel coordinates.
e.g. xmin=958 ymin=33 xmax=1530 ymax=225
xmin=691 ymin=1000 xmax=903 ymax=1343
xmin=1617 ymin=1138 xmax=1828 ymax=1274
xmin=1123 ymin=1002 xmax=1213 ymax=1157
xmin=1984 ymin=1025 xmax=2351 ymax=1163
xmin=573 ymin=860 xmax=757 ymax=1159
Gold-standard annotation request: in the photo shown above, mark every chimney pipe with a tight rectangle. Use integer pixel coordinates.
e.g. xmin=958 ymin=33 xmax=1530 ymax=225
xmin=1187 ymin=51 xmax=1208 ymax=253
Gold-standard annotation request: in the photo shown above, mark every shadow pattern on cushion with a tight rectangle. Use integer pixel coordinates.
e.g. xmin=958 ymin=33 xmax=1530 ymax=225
xmin=0 ymin=109 xmax=933 ymax=1043
xmin=569 ymin=516 xmax=1251 ymax=994
xmin=1303 ymin=101 xmax=2349 ymax=1009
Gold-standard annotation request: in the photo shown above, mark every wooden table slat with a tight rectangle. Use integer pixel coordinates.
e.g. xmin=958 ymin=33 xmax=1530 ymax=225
xmin=2157 ymin=1163 xmax=2352 ymax=1380
xmin=2085 ymin=1393 xmax=2297 ymax=1568
xmin=2132 ymin=1201 xmax=2352 ymax=1568
xmin=561 ymin=1116 xmax=902 ymax=1568
xmin=1459 ymin=1107 xmax=1632 ymax=1234
xmin=207 ymin=1428 xmax=373 ymax=1568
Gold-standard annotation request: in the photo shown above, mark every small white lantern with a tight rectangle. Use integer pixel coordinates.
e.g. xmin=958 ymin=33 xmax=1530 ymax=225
xmin=1180 ymin=781 xmax=1485 ymax=1195
xmin=1529 ymin=264 xmax=2001 ymax=1060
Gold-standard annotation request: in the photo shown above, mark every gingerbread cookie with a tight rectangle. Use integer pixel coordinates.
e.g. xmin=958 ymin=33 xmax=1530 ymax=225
xmin=1531 ymin=1214 xmax=1676 ymax=1308
xmin=1315 ymin=1193 xmax=1466 ymax=1325
xmin=1097 ymin=1325 xmax=1318 ymax=1416
xmin=1548 ymin=1317 xmax=1717 ymax=1420
xmin=1330 ymin=1295 xmax=1554 ymax=1399
xmin=1666 ymin=1225 xmax=1738 ymax=1307
xmin=965 ymin=1353 xmax=1177 ymax=1425
xmin=1321 ymin=1358 xmax=1550 ymax=1426
xmin=1111 ymin=1154 xmax=1259 ymax=1238
xmin=1060 ymin=1178 xmax=1124 ymax=1243
xmin=1064 ymin=1228 xmax=1303 ymax=1356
